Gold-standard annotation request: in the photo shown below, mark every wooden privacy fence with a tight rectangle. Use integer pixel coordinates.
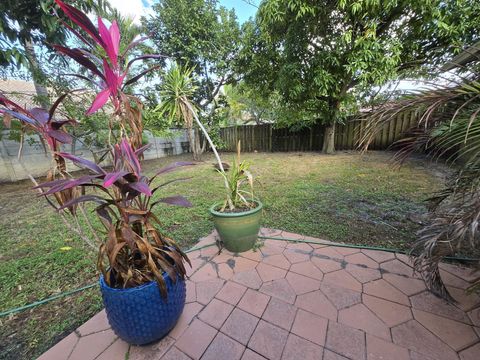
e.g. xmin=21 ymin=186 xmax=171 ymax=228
xmin=218 ymin=113 xmax=418 ymax=152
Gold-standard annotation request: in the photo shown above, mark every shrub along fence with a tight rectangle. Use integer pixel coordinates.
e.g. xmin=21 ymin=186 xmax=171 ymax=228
xmin=218 ymin=112 xmax=418 ymax=152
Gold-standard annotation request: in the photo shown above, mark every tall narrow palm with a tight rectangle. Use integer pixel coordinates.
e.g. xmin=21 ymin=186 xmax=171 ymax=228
xmin=360 ymin=66 xmax=480 ymax=299
xmin=158 ymin=65 xmax=197 ymax=158
xmin=158 ymin=64 xmax=233 ymax=208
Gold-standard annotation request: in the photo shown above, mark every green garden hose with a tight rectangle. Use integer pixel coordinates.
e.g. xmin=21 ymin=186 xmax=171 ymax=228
xmin=0 ymin=284 xmax=98 ymax=318
xmin=0 ymin=242 xmax=218 ymax=318
xmin=2 ymin=235 xmax=477 ymax=318
xmin=258 ymin=235 xmax=479 ymax=262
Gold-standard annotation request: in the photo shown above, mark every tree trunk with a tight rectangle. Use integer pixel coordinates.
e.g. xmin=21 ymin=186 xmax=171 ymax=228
xmin=201 ymin=133 xmax=207 ymax=153
xmin=22 ymin=38 xmax=49 ymax=108
xmin=322 ymin=123 xmax=336 ymax=154
xmin=186 ymin=126 xmax=196 ymax=160
xmin=197 ymin=126 xmax=207 ymax=153
xmin=322 ymin=100 xmax=341 ymax=154
xmin=184 ymin=100 xmax=234 ymax=210
xmin=71 ymin=137 xmax=77 ymax=155
xmin=193 ymin=127 xmax=202 ymax=160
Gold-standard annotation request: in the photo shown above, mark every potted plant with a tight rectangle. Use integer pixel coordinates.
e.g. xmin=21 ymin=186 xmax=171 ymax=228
xmin=0 ymin=1 xmax=194 ymax=345
xmin=209 ymin=141 xmax=262 ymax=252
xmin=38 ymin=139 xmax=194 ymax=345
xmin=157 ymin=67 xmax=262 ymax=253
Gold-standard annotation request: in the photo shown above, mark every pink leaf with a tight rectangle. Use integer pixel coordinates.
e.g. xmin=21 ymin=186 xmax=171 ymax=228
xmin=128 ymin=181 xmax=152 ymax=196
xmin=120 ymin=138 xmax=141 ymax=175
xmin=57 ymin=195 xmax=109 ymax=211
xmin=0 ymin=108 xmax=38 ymax=127
xmin=54 ymin=0 xmax=105 ymax=47
xmin=98 ymin=17 xmax=118 ymax=67
xmin=103 ymin=59 xmax=120 ymax=97
xmin=46 ymin=129 xmax=73 ymax=144
xmin=40 ymin=175 xmax=101 ymax=195
xmin=52 ymin=45 xmax=106 ymax=80
xmin=109 ymin=21 xmax=120 ymax=59
xmin=117 ymin=72 xmax=126 ymax=87
xmin=86 ymin=88 xmax=110 ymax=115
xmin=103 ymin=170 xmax=129 ymax=187
xmin=30 ymin=108 xmax=49 ymax=124
xmin=58 ymin=153 xmax=105 ymax=174
xmin=135 ymin=143 xmax=151 ymax=156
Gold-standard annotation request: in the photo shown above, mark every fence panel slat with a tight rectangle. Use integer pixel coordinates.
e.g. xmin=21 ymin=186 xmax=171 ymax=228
xmin=217 ymin=114 xmax=412 ymax=153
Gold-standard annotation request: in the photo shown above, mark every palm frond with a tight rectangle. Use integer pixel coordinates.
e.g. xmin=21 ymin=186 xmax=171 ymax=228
xmin=157 ymin=64 xmax=197 ymax=125
xmin=360 ymin=67 xmax=480 ymax=299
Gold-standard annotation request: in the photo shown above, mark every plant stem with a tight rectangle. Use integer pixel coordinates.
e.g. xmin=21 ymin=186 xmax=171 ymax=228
xmin=183 ymin=100 xmax=234 ymax=209
xmin=61 ymin=212 xmax=97 ymax=250
xmin=79 ymin=204 xmax=102 ymax=245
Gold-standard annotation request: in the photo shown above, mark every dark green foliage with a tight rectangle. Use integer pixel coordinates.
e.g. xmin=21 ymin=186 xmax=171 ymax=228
xmin=238 ymin=0 xmax=480 ymax=152
xmin=0 ymin=0 xmax=108 ymax=70
xmin=144 ymin=0 xmax=241 ymax=109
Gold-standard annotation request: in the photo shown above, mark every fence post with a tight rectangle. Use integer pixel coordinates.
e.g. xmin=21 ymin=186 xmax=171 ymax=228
xmin=308 ymin=126 xmax=313 ymax=151
xmin=269 ymin=125 xmax=273 ymax=152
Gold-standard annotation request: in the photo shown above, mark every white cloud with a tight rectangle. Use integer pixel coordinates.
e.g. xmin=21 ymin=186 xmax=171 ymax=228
xmin=109 ymin=0 xmax=154 ymax=24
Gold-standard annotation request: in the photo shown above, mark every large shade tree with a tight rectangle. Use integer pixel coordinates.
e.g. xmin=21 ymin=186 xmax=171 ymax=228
xmin=221 ymin=83 xmax=276 ymax=125
xmin=144 ymin=0 xmax=241 ymax=107
xmin=0 ymin=0 xmax=109 ymax=104
xmin=238 ymin=0 xmax=480 ymax=153
xmin=143 ymin=0 xmax=241 ymax=157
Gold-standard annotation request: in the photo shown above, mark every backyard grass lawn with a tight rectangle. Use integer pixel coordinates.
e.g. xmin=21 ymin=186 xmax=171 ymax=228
xmin=0 ymin=151 xmax=444 ymax=359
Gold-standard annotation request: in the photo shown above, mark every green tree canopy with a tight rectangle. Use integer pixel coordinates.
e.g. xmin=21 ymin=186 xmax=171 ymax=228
xmin=221 ymin=83 xmax=276 ymax=125
xmin=143 ymin=0 xmax=241 ymax=111
xmin=238 ymin=0 xmax=480 ymax=153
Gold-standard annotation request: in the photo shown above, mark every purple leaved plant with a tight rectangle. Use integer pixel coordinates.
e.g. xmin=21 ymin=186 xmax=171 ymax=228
xmin=35 ymin=138 xmax=195 ymax=295
xmin=54 ymin=0 xmax=163 ymax=116
xmin=0 ymin=2 xmax=194 ymax=296
xmin=54 ymin=0 xmax=164 ymax=150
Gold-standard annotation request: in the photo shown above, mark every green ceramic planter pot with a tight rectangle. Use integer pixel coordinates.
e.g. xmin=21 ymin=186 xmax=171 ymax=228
xmin=209 ymin=200 xmax=263 ymax=253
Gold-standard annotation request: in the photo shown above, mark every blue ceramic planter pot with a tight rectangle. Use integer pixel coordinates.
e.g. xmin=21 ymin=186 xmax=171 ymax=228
xmin=99 ymin=274 xmax=186 ymax=345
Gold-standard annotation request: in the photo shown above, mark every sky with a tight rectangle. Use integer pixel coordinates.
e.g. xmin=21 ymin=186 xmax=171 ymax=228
xmin=109 ymin=0 xmax=260 ymax=25
xmin=219 ymin=0 xmax=259 ymax=23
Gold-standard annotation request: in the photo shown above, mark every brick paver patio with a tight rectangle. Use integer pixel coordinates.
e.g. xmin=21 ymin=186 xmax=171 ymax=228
xmin=39 ymin=228 xmax=480 ymax=360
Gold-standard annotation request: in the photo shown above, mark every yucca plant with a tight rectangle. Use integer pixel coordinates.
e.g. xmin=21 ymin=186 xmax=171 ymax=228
xmin=219 ymin=140 xmax=255 ymax=211
xmin=360 ymin=63 xmax=480 ymax=299
xmin=158 ymin=64 xmax=261 ymax=212
xmin=156 ymin=67 xmax=261 ymax=253
xmin=157 ymin=65 xmax=198 ymax=159
xmin=209 ymin=141 xmax=261 ymax=253
xmin=158 ymin=63 xmax=234 ymax=209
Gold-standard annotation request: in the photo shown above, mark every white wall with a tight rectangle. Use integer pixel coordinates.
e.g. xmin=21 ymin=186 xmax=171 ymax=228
xmin=0 ymin=130 xmax=191 ymax=182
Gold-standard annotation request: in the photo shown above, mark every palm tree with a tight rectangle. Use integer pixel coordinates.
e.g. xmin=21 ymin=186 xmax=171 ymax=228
xmin=360 ymin=63 xmax=480 ymax=300
xmin=157 ymin=65 xmax=199 ymax=159
xmin=158 ymin=63 xmax=233 ymax=208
